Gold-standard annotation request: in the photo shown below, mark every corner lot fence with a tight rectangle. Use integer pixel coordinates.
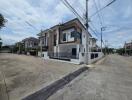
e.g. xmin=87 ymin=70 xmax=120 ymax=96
xmin=48 ymin=52 xmax=79 ymax=60
xmin=38 ymin=51 xmax=104 ymax=64
xmin=88 ymin=52 xmax=104 ymax=64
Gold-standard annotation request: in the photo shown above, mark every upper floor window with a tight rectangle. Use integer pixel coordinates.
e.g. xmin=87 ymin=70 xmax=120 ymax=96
xmin=63 ymin=33 xmax=66 ymax=41
xmin=54 ymin=35 xmax=57 ymax=46
xmin=71 ymin=31 xmax=75 ymax=38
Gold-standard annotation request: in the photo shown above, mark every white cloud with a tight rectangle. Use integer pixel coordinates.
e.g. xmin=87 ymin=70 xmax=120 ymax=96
xmin=0 ymin=0 xmax=132 ymax=48
xmin=0 ymin=0 xmax=74 ymax=45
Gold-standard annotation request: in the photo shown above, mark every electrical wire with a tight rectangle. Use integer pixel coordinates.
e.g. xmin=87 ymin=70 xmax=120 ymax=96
xmin=25 ymin=21 xmax=39 ymax=31
xmin=89 ymin=26 xmax=98 ymax=38
xmin=98 ymin=0 xmax=105 ymax=26
xmin=93 ymin=0 xmax=103 ymax=27
xmin=90 ymin=0 xmax=117 ymax=18
xmin=61 ymin=0 xmax=86 ymax=23
xmin=89 ymin=21 xmax=100 ymax=35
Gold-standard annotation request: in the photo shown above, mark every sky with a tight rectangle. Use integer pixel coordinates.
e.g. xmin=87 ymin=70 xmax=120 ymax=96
xmin=0 ymin=0 xmax=132 ymax=48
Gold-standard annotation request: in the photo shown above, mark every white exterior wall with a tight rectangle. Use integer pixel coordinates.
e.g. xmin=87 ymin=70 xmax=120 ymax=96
xmin=39 ymin=35 xmax=48 ymax=47
xmin=81 ymin=29 xmax=86 ymax=52
xmin=54 ymin=29 xmax=60 ymax=54
xmin=81 ymin=29 xmax=91 ymax=52
xmin=88 ymin=52 xmax=104 ymax=64
xmin=56 ymin=29 xmax=59 ymax=45
xmin=38 ymin=51 xmax=49 ymax=59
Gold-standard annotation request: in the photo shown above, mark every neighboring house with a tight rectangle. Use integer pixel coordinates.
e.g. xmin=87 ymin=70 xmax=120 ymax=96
xmin=38 ymin=18 xmax=103 ymax=64
xmin=124 ymin=41 xmax=132 ymax=50
xmin=90 ymin=37 xmax=98 ymax=51
xmin=14 ymin=42 xmax=24 ymax=54
xmin=22 ymin=37 xmax=39 ymax=55
xmin=22 ymin=37 xmax=39 ymax=49
xmin=124 ymin=41 xmax=132 ymax=56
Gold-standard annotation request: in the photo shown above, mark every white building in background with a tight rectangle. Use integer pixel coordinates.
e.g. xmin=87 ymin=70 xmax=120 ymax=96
xmin=38 ymin=18 xmax=103 ymax=64
xmin=22 ymin=37 xmax=39 ymax=55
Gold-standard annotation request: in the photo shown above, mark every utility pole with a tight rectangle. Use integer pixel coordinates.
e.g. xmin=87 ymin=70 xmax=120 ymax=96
xmin=101 ymin=28 xmax=103 ymax=52
xmin=85 ymin=0 xmax=89 ymax=64
xmin=100 ymin=27 xmax=106 ymax=52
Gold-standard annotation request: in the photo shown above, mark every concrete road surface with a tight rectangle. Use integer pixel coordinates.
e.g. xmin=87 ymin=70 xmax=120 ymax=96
xmin=0 ymin=53 xmax=81 ymax=100
xmin=48 ymin=54 xmax=132 ymax=100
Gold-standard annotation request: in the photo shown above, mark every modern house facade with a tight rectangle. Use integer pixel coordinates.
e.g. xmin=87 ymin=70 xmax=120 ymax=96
xmin=38 ymin=18 xmax=103 ymax=64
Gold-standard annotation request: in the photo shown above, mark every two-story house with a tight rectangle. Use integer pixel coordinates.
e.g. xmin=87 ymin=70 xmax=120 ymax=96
xmin=22 ymin=37 xmax=39 ymax=55
xmin=124 ymin=41 xmax=132 ymax=50
xmin=124 ymin=41 xmax=132 ymax=55
xmin=38 ymin=18 xmax=103 ymax=64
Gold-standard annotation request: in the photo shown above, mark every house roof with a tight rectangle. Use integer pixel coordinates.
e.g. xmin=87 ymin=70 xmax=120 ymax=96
xmin=37 ymin=25 xmax=60 ymax=36
xmin=90 ymin=37 xmax=97 ymax=41
xmin=22 ymin=37 xmax=39 ymax=42
xmin=38 ymin=18 xmax=92 ymax=37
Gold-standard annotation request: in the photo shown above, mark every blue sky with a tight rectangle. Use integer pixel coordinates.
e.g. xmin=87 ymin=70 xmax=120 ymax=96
xmin=0 ymin=0 xmax=132 ymax=48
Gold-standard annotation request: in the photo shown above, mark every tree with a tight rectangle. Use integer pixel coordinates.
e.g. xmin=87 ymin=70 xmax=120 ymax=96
xmin=0 ymin=13 xmax=6 ymax=29
xmin=0 ymin=14 xmax=6 ymax=50
xmin=0 ymin=41 xmax=2 ymax=49
xmin=116 ymin=48 xmax=125 ymax=55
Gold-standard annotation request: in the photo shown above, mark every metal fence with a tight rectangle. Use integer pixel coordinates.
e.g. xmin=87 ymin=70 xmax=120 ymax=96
xmin=90 ymin=53 xmax=99 ymax=59
xmin=48 ymin=52 xmax=79 ymax=60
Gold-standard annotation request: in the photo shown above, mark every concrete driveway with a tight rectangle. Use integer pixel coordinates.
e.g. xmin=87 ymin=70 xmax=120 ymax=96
xmin=48 ymin=54 xmax=132 ymax=100
xmin=0 ymin=53 xmax=81 ymax=100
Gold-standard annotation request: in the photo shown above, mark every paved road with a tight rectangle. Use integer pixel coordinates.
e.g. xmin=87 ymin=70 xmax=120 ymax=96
xmin=48 ymin=54 xmax=132 ymax=100
xmin=0 ymin=53 xmax=81 ymax=100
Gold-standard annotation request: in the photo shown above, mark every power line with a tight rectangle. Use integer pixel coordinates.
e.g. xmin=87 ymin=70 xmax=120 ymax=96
xmin=89 ymin=22 xmax=99 ymax=36
xmin=93 ymin=0 xmax=105 ymax=52
xmin=61 ymin=0 xmax=85 ymax=23
xmin=61 ymin=0 xmax=90 ymax=64
xmin=90 ymin=0 xmax=117 ymax=18
xmin=104 ymin=26 xmax=132 ymax=33
xmin=25 ymin=21 xmax=39 ymax=31
xmin=98 ymin=0 xmax=105 ymax=26
xmin=93 ymin=0 xmax=103 ymax=26
xmin=89 ymin=26 xmax=98 ymax=38
xmin=89 ymin=25 xmax=106 ymax=47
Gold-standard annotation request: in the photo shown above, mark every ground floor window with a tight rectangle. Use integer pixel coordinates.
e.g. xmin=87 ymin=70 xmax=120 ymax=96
xmin=72 ymin=48 xmax=77 ymax=56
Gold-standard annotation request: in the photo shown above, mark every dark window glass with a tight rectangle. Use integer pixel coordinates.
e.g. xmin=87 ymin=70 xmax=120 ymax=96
xmin=91 ymin=53 xmax=94 ymax=59
xmin=72 ymin=48 xmax=77 ymax=56
xmin=71 ymin=31 xmax=75 ymax=38
xmin=95 ymin=54 xmax=98 ymax=58
xmin=63 ymin=33 xmax=66 ymax=41
xmin=54 ymin=35 xmax=56 ymax=46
